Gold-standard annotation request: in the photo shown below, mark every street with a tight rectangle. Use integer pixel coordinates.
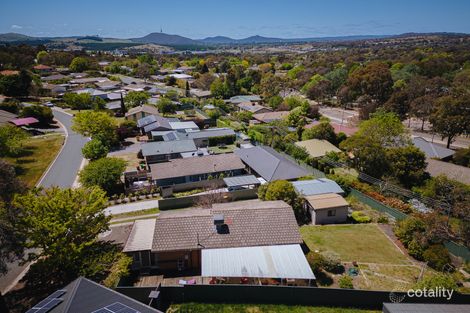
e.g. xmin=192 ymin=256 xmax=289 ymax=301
xmin=37 ymin=109 xmax=88 ymax=188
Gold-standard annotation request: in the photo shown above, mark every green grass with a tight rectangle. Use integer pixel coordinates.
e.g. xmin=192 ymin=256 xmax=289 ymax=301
xmin=2 ymin=133 xmax=64 ymax=186
xmin=168 ymin=303 xmax=380 ymax=313
xmin=208 ymin=144 xmax=237 ymax=154
xmin=111 ymin=207 xmax=159 ymax=219
xmin=300 ymin=224 xmax=410 ymax=264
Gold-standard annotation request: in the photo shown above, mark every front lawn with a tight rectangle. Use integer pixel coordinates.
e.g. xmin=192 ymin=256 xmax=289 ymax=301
xmin=2 ymin=133 xmax=64 ymax=186
xmin=168 ymin=303 xmax=380 ymax=313
xmin=300 ymin=224 xmax=410 ymax=264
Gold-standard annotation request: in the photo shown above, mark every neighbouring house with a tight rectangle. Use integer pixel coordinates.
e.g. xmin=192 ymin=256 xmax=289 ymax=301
xmin=122 ymin=199 xmax=310 ymax=277
xmin=24 ymin=276 xmax=162 ymax=313
xmin=33 ymin=64 xmax=53 ymax=74
xmin=75 ymin=88 xmax=109 ymax=100
xmin=304 ymin=121 xmax=358 ymax=136
xmin=10 ymin=117 xmax=39 ymax=127
xmin=223 ymin=174 xmax=261 ymax=191
xmin=412 ymin=136 xmax=455 ymax=160
xmin=169 ymin=73 xmax=193 ymax=80
xmin=41 ymin=83 xmax=67 ymax=96
xmin=190 ymin=89 xmax=212 ymax=99
xmin=0 ymin=69 xmax=20 ymax=76
xmin=252 ymin=111 xmax=290 ymax=124
xmin=426 ymin=158 xmax=470 ymax=185
xmin=149 ymin=130 xmax=182 ymax=142
xmin=229 ymin=95 xmax=262 ymax=105
xmin=295 ymin=139 xmax=341 ymax=158
xmin=126 ymin=104 xmax=160 ymax=121
xmin=304 ymin=193 xmax=349 ymax=225
xmin=41 ymin=73 xmax=67 ymax=82
xmin=137 ymin=114 xmax=172 ymax=134
xmin=182 ymin=127 xmax=236 ymax=147
xmin=105 ymin=100 xmax=123 ymax=112
xmin=292 ymin=178 xmax=345 ymax=196
xmin=0 ymin=109 xmax=18 ymax=126
xmin=235 ymin=146 xmax=310 ymax=182
xmin=237 ymin=102 xmax=272 ymax=114
xmin=141 ymin=139 xmax=197 ymax=164
xmin=169 ymin=121 xmax=199 ymax=133
xmin=95 ymin=80 xmax=121 ymax=91
xmin=149 ymin=153 xmax=245 ymax=188
xmin=70 ymin=77 xmax=109 ymax=84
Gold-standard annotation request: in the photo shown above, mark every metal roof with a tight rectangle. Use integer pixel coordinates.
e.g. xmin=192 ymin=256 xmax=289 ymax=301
xmin=305 ymin=193 xmax=349 ymax=210
xmin=292 ymin=178 xmax=344 ymax=196
xmin=201 ymin=244 xmax=315 ymax=279
xmin=412 ymin=136 xmax=455 ymax=159
xmin=235 ymin=146 xmax=309 ymax=182
xmin=169 ymin=121 xmax=199 ymax=130
xmin=185 ymin=128 xmax=235 ymax=140
xmin=141 ymin=139 xmax=197 ymax=157
xmin=383 ymin=303 xmax=470 ymax=313
xmin=137 ymin=115 xmax=157 ymax=128
xmin=123 ymin=219 xmax=156 ymax=252
xmin=223 ymin=175 xmax=261 ymax=187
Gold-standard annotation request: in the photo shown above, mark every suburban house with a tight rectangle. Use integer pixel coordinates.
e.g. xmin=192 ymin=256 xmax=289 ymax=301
xmin=304 ymin=193 xmax=349 ymax=225
xmin=75 ymin=88 xmax=108 ymax=100
xmin=295 ymin=139 xmax=341 ymax=158
xmin=169 ymin=121 xmax=199 ymax=133
xmin=235 ymin=146 xmax=310 ymax=182
xmin=25 ymin=276 xmax=162 ymax=313
xmin=33 ymin=64 xmax=53 ymax=74
xmin=41 ymin=83 xmax=67 ymax=96
xmin=137 ymin=114 xmax=172 ymax=134
xmin=237 ymin=102 xmax=272 ymax=114
xmin=122 ymin=200 xmax=315 ymax=284
xmin=252 ymin=111 xmax=290 ymax=124
xmin=41 ymin=73 xmax=67 ymax=82
xmin=292 ymin=178 xmax=345 ymax=196
xmin=0 ymin=109 xmax=18 ymax=126
xmin=229 ymin=95 xmax=262 ymax=105
xmin=141 ymin=139 xmax=198 ymax=164
xmin=149 ymin=153 xmax=245 ymax=188
xmin=126 ymin=104 xmax=160 ymax=121
xmin=95 ymin=80 xmax=121 ymax=91
xmin=426 ymin=158 xmax=470 ymax=185
xmin=412 ymin=136 xmax=455 ymax=160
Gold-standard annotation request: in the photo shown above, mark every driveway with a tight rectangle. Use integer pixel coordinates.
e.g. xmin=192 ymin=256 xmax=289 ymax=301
xmin=37 ymin=109 xmax=88 ymax=188
xmin=104 ymin=199 xmax=160 ymax=216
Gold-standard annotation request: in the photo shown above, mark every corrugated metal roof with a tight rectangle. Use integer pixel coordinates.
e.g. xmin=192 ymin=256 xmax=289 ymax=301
xmin=305 ymin=193 xmax=349 ymax=210
xmin=412 ymin=136 xmax=455 ymax=159
xmin=202 ymin=244 xmax=315 ymax=279
xmin=141 ymin=139 xmax=196 ymax=156
xmin=169 ymin=121 xmax=199 ymax=130
xmin=292 ymin=178 xmax=344 ymax=196
xmin=123 ymin=219 xmax=156 ymax=252
xmin=223 ymin=175 xmax=261 ymax=187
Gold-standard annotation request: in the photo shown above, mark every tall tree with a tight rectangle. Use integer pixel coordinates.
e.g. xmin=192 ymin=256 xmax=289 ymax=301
xmin=72 ymin=111 xmax=118 ymax=145
xmin=79 ymin=157 xmax=126 ymax=194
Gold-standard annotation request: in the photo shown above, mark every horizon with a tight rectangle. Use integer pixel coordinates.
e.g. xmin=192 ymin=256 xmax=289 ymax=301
xmin=1 ymin=0 xmax=470 ymax=39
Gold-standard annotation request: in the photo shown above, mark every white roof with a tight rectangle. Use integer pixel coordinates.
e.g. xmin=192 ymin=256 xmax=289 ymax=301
xmin=123 ymin=219 xmax=156 ymax=252
xmin=169 ymin=121 xmax=199 ymax=130
xmin=292 ymin=178 xmax=344 ymax=196
xmin=202 ymin=244 xmax=315 ymax=279
xmin=169 ymin=73 xmax=193 ymax=79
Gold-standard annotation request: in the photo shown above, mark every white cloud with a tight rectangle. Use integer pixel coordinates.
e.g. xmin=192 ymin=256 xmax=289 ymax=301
xmin=11 ymin=24 xmax=23 ymax=29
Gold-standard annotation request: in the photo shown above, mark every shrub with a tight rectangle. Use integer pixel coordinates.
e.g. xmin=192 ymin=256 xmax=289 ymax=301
xmin=414 ymin=273 xmax=457 ymax=290
xmin=407 ymin=239 xmax=425 ymax=260
xmin=306 ymin=251 xmax=325 ymax=274
xmin=377 ymin=216 xmax=389 ymax=224
xmin=394 ymin=217 xmax=426 ymax=247
xmin=338 ymin=275 xmax=354 ymax=289
xmin=351 ymin=211 xmax=371 ymax=223
xmin=82 ymin=138 xmax=109 ymax=160
xmin=322 ymin=251 xmax=344 ymax=274
xmin=423 ymin=245 xmax=451 ymax=271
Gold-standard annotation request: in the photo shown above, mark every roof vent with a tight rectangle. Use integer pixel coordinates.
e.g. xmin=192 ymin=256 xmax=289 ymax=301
xmin=213 ymin=214 xmax=224 ymax=225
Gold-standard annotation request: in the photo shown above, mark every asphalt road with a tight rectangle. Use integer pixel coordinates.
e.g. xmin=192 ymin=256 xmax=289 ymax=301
xmin=38 ymin=109 xmax=88 ymax=188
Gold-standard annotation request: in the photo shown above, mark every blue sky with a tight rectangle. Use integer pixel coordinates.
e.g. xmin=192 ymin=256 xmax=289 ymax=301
xmin=1 ymin=0 xmax=470 ymax=39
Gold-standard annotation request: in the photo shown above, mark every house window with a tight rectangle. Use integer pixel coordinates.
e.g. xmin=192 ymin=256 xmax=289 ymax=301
xmin=133 ymin=252 xmax=141 ymax=263
xmin=327 ymin=209 xmax=336 ymax=217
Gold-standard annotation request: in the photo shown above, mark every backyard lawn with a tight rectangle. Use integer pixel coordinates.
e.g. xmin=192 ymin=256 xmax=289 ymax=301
xmin=208 ymin=144 xmax=237 ymax=154
xmin=2 ymin=133 xmax=64 ymax=186
xmin=300 ymin=224 xmax=410 ymax=264
xmin=168 ymin=303 xmax=380 ymax=313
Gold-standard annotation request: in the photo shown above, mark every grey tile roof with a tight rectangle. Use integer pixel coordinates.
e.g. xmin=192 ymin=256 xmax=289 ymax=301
xmin=235 ymin=146 xmax=309 ymax=181
xmin=27 ymin=277 xmax=161 ymax=313
xmin=141 ymin=139 xmax=197 ymax=157
xmin=126 ymin=104 xmax=159 ymax=117
xmin=149 ymin=153 xmax=245 ymax=180
xmin=292 ymin=178 xmax=344 ymax=196
xmin=412 ymin=136 xmax=455 ymax=159
xmin=152 ymin=199 xmax=302 ymax=252
xmin=426 ymin=158 xmax=470 ymax=185
xmin=0 ymin=109 xmax=18 ymax=126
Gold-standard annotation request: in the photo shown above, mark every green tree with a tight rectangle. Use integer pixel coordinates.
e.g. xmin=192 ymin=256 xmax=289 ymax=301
xmin=20 ymin=105 xmax=54 ymax=125
xmin=79 ymin=157 xmax=126 ymax=194
xmin=36 ymin=50 xmax=50 ymax=64
xmin=258 ymin=180 xmax=300 ymax=216
xmin=430 ymin=95 xmax=470 ymax=148
xmin=354 ymin=111 xmax=409 ymax=147
xmin=414 ymin=273 xmax=457 ymax=290
xmin=0 ymin=70 xmax=32 ymax=97
xmin=124 ymin=91 xmax=149 ymax=109
xmin=347 ymin=61 xmax=393 ymax=105
xmin=12 ymin=187 xmax=128 ymax=282
xmin=453 ymin=146 xmax=470 ymax=167
xmin=302 ymin=122 xmax=337 ymax=143
xmin=63 ymin=92 xmax=93 ymax=110
xmin=72 ymin=111 xmax=118 ymax=145
xmin=0 ymin=125 xmax=28 ymax=157
xmin=82 ymin=138 xmax=109 ymax=160
xmin=157 ymin=98 xmax=177 ymax=115
xmin=69 ymin=57 xmax=90 ymax=72
xmin=0 ymin=160 xmax=26 ymax=205
xmin=422 ymin=244 xmax=451 ymax=271
xmin=386 ymin=146 xmax=427 ymax=187
xmin=338 ymin=275 xmax=354 ymax=289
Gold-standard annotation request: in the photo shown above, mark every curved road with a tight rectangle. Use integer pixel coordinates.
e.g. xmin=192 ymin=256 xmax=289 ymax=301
xmin=38 ymin=109 xmax=88 ymax=188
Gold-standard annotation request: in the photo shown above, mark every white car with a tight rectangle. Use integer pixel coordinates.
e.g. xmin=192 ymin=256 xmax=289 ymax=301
xmin=44 ymin=102 xmax=54 ymax=107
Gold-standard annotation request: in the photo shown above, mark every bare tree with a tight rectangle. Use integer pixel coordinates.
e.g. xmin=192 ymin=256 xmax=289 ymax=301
xmin=193 ymin=184 xmax=228 ymax=209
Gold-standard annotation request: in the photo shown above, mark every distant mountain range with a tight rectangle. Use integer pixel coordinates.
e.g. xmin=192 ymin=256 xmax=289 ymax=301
xmin=0 ymin=31 xmax=468 ymax=47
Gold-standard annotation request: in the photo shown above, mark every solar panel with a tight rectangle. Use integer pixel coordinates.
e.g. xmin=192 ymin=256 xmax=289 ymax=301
xmin=25 ymin=289 xmax=66 ymax=313
xmin=92 ymin=302 xmax=140 ymax=313
xmin=47 ymin=290 xmax=66 ymax=299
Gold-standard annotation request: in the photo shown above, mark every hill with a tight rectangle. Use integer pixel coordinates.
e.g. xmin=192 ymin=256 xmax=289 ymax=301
xmin=130 ymin=32 xmax=198 ymax=45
